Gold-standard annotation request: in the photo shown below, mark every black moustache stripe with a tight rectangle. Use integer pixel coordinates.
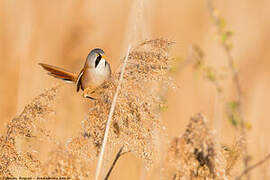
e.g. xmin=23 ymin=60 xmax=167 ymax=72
xmin=95 ymin=54 xmax=102 ymax=68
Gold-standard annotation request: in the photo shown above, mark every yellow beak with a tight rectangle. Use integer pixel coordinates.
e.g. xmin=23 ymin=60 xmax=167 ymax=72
xmin=102 ymin=55 xmax=107 ymax=59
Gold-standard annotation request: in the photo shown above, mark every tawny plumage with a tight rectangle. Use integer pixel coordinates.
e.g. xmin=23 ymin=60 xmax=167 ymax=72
xmin=39 ymin=48 xmax=111 ymax=97
xmin=38 ymin=63 xmax=77 ymax=82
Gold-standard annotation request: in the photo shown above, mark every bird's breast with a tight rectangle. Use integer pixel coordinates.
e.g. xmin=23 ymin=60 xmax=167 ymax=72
xmin=81 ymin=65 xmax=111 ymax=90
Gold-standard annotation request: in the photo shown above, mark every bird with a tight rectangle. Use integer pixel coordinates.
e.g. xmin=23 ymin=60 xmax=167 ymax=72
xmin=39 ymin=48 xmax=111 ymax=99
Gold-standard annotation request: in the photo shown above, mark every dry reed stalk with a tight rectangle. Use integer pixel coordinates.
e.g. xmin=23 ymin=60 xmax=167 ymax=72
xmin=236 ymin=153 xmax=270 ymax=180
xmin=104 ymin=146 xmax=125 ymax=180
xmin=95 ymin=45 xmax=131 ymax=180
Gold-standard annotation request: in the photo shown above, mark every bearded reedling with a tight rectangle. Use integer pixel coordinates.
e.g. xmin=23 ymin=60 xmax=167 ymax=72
xmin=39 ymin=48 xmax=111 ymax=99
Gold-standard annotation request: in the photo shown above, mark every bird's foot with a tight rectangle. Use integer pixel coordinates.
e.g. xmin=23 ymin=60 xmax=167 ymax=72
xmin=84 ymin=95 xmax=96 ymax=100
xmin=82 ymin=90 xmax=96 ymax=100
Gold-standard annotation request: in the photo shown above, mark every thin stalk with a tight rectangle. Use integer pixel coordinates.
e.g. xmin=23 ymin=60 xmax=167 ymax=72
xmin=236 ymin=153 xmax=270 ymax=180
xmin=207 ymin=1 xmax=249 ymax=178
xmin=104 ymin=146 xmax=125 ymax=180
xmin=95 ymin=45 xmax=131 ymax=180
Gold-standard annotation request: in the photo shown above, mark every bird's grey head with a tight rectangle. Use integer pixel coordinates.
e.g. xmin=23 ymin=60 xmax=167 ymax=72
xmin=86 ymin=48 xmax=107 ymax=69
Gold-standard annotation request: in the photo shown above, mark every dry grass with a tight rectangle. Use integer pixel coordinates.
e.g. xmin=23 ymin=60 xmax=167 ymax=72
xmin=0 ymin=85 xmax=58 ymax=176
xmin=1 ymin=1 xmax=270 ymax=179
xmin=0 ymin=38 xmax=175 ymax=179
xmin=40 ymin=145 xmax=92 ymax=179
xmin=1 ymin=38 xmax=268 ymax=180
xmin=82 ymin=38 xmax=174 ymax=166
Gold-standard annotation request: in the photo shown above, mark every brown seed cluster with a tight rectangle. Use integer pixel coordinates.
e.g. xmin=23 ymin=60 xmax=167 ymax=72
xmin=167 ymin=114 xmax=228 ymax=180
xmin=40 ymin=145 xmax=92 ymax=179
xmin=222 ymin=139 xmax=243 ymax=177
xmin=82 ymin=38 xmax=174 ymax=166
xmin=0 ymin=86 xmax=58 ymax=176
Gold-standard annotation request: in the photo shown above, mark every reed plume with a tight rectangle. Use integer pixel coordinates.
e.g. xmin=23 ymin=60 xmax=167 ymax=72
xmin=78 ymin=38 xmax=174 ymax=168
xmin=166 ymin=114 xmax=227 ymax=180
xmin=0 ymin=86 xmax=59 ymax=177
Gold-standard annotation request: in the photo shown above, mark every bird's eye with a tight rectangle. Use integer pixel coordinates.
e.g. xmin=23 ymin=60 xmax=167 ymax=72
xmin=95 ymin=54 xmax=102 ymax=68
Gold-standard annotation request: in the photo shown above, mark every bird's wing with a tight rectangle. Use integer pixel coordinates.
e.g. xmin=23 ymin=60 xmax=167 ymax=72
xmin=76 ymin=68 xmax=84 ymax=92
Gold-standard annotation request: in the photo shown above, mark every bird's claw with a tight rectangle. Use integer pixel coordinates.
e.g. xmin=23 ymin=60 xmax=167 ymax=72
xmin=83 ymin=91 xmax=96 ymax=100
xmin=85 ymin=95 xmax=96 ymax=100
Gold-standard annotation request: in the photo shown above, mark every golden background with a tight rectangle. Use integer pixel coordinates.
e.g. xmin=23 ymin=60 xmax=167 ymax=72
xmin=0 ymin=0 xmax=269 ymax=179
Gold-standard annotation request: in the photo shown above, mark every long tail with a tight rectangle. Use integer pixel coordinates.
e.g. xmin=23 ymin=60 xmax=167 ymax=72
xmin=39 ymin=63 xmax=77 ymax=82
